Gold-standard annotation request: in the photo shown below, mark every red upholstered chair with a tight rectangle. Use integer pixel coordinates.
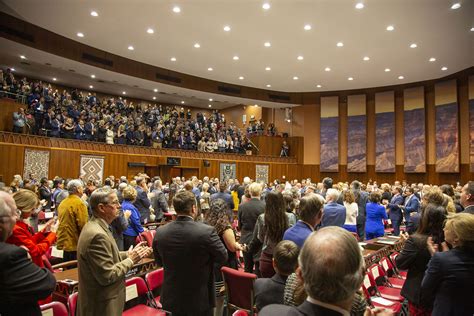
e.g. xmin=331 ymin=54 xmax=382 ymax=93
xmin=379 ymin=257 xmax=405 ymax=288
xmin=221 ymin=266 xmax=257 ymax=316
xmin=145 ymin=268 xmax=164 ymax=308
xmin=232 ymin=310 xmax=249 ymax=316
xmin=68 ymin=292 xmax=78 ymax=316
xmin=123 ymin=277 xmax=166 ymax=315
xmin=40 ymin=301 xmax=68 ymax=316
xmin=135 ymin=231 xmax=154 ymax=247
xmin=361 ymin=274 xmax=402 ymax=315
xmin=389 ymin=252 xmax=408 ymax=279
xmin=366 ymin=264 xmax=404 ymax=302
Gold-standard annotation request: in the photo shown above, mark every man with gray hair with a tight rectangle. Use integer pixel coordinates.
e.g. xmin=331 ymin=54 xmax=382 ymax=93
xmin=151 ymin=179 xmax=169 ymax=222
xmin=321 ymin=188 xmax=346 ymax=228
xmin=77 ymin=187 xmax=152 ymax=316
xmin=260 ymin=227 xmax=367 ymax=315
xmin=56 ymin=179 xmax=88 ymax=261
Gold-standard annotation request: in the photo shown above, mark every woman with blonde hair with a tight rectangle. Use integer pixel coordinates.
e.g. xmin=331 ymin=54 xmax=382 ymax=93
xmin=422 ymin=213 xmax=474 ymax=315
xmin=122 ymin=185 xmax=145 ymax=250
xmin=6 ymin=189 xmax=57 ymax=268
xmin=342 ymin=190 xmax=358 ymax=233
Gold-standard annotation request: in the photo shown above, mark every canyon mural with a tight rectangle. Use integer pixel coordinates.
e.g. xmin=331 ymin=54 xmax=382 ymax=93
xmin=375 ymin=112 xmax=395 ymax=172
xmin=404 ymin=108 xmax=426 ymax=172
xmin=435 ymin=103 xmax=459 ymax=172
xmin=470 ymin=100 xmax=474 ymax=172
xmin=347 ymin=114 xmax=366 ymax=172
xmin=320 ymin=116 xmax=339 ymax=172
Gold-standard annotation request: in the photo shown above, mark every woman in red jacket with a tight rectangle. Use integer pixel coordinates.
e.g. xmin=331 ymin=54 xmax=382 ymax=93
xmin=6 ymin=189 xmax=57 ymax=268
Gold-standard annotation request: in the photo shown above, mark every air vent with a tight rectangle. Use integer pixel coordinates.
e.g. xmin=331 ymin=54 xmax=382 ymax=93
xmin=0 ymin=26 xmax=35 ymax=43
xmin=268 ymin=94 xmax=291 ymax=101
xmin=82 ymin=53 xmax=113 ymax=67
xmin=218 ymin=85 xmax=241 ymax=95
xmin=155 ymin=72 xmax=182 ymax=84
xmin=20 ymin=61 xmax=30 ymax=66
xmin=68 ymin=69 xmax=75 ymax=72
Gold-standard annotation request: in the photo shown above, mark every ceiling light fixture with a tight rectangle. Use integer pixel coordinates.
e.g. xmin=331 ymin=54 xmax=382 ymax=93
xmin=336 ymin=42 xmax=344 ymax=47
xmin=153 ymin=96 xmax=157 ymax=100
xmin=91 ymin=74 xmax=96 ymax=78
xmin=304 ymin=24 xmax=312 ymax=31
xmin=264 ymin=42 xmax=271 ymax=47
xmin=262 ymin=3 xmax=271 ymax=10
xmin=363 ymin=56 xmax=370 ymax=61
xmin=77 ymin=32 xmax=84 ymax=37
xmin=429 ymin=57 xmax=436 ymax=62
xmin=239 ymin=76 xmax=244 ymax=80
xmin=173 ymin=6 xmax=181 ymax=13
xmin=410 ymin=43 xmax=417 ymax=48
xmin=207 ymin=67 xmax=213 ymax=71
xmin=194 ymin=43 xmax=200 ymax=48
xmin=471 ymin=27 xmax=474 ymax=32
xmin=348 ymin=77 xmax=354 ymax=81
xmin=233 ymin=56 xmax=239 ymax=60
xmin=147 ymin=28 xmax=154 ymax=34
xmin=128 ymin=45 xmax=134 ymax=50
xmin=386 ymin=25 xmax=395 ymax=31
xmin=153 ymin=88 xmax=158 ymax=92
xmin=53 ymin=78 xmax=57 ymax=81
xmin=265 ymin=67 xmax=271 ymax=71
xmin=254 ymin=104 xmax=259 ymax=107
xmin=170 ymin=57 xmax=177 ymax=61
xmin=297 ymin=55 xmax=304 ymax=60
xmin=385 ymin=68 xmax=391 ymax=72
xmin=223 ymin=25 xmax=231 ymax=32
xmin=325 ymin=67 xmax=331 ymax=71
xmin=20 ymin=55 xmax=26 ymax=59
xmin=90 ymin=11 xmax=98 ymax=17
xmin=441 ymin=66 xmax=448 ymax=71
xmin=266 ymin=84 xmax=271 ymax=88
xmin=450 ymin=3 xmax=461 ymax=9
xmin=398 ymin=75 xmax=404 ymax=79
xmin=316 ymin=84 xmax=322 ymax=88
xmin=122 ymin=91 xmax=126 ymax=95
xmin=355 ymin=3 xmax=364 ymax=9
xmin=293 ymin=76 xmax=299 ymax=80
xmin=181 ymin=101 xmax=185 ymax=104
xmin=10 ymin=68 xmax=15 ymax=71
xmin=209 ymin=98 xmax=213 ymax=101
xmin=208 ymin=104 xmax=212 ymax=108
xmin=89 ymin=85 xmax=93 ymax=89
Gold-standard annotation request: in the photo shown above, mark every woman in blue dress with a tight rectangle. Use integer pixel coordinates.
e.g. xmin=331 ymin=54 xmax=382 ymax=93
xmin=365 ymin=191 xmax=388 ymax=239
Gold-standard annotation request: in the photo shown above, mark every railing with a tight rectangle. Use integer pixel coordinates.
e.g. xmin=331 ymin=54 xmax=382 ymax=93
xmin=0 ymin=91 xmax=27 ymax=104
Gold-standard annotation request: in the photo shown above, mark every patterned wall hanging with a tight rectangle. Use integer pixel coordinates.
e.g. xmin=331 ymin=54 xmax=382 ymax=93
xmin=375 ymin=92 xmax=396 ymax=172
xmin=404 ymin=87 xmax=426 ymax=173
xmin=80 ymin=155 xmax=105 ymax=183
xmin=320 ymin=96 xmax=339 ymax=172
xmin=255 ymin=165 xmax=269 ymax=184
xmin=220 ymin=163 xmax=236 ymax=182
xmin=23 ymin=149 xmax=50 ymax=180
xmin=347 ymin=95 xmax=367 ymax=172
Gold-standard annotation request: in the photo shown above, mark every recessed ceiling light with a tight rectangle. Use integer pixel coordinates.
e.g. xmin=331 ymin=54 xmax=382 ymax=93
xmin=223 ymin=25 xmax=231 ymax=32
xmin=233 ymin=56 xmax=239 ymax=60
xmin=266 ymin=84 xmax=271 ymax=88
xmin=304 ymin=24 xmax=312 ymax=31
xmin=20 ymin=55 xmax=26 ymax=59
xmin=355 ymin=3 xmax=364 ymax=9
xmin=173 ymin=6 xmax=181 ymax=13
xmin=170 ymin=57 xmax=177 ymax=61
xmin=441 ymin=66 xmax=448 ymax=71
xmin=325 ymin=67 xmax=331 ymax=72
xmin=297 ymin=55 xmax=304 ymax=60
xmin=398 ymin=75 xmax=404 ymax=80
xmin=207 ymin=67 xmax=213 ymax=71
xmin=410 ymin=43 xmax=417 ymax=48
xmin=194 ymin=43 xmax=200 ymax=48
xmin=153 ymin=88 xmax=158 ymax=92
xmin=208 ymin=104 xmax=212 ymax=108
xmin=239 ymin=76 xmax=244 ymax=80
xmin=53 ymin=78 xmax=57 ymax=81
xmin=90 ymin=11 xmax=98 ymax=17
xmin=363 ymin=56 xmax=370 ymax=61
xmin=77 ymin=32 xmax=84 ymax=37
xmin=10 ymin=68 xmax=15 ymax=71
xmin=429 ymin=57 xmax=436 ymax=62
xmin=147 ymin=28 xmax=154 ymax=34
xmin=471 ymin=27 xmax=474 ymax=32
xmin=265 ymin=67 xmax=271 ymax=71
xmin=128 ymin=45 xmax=134 ymax=50
xmin=385 ymin=68 xmax=391 ymax=72
xmin=316 ymin=84 xmax=322 ymax=88
xmin=262 ymin=3 xmax=271 ymax=10
xmin=91 ymin=74 xmax=96 ymax=78
xmin=293 ymin=76 xmax=299 ymax=80
xmin=209 ymin=98 xmax=213 ymax=101
xmin=348 ymin=77 xmax=354 ymax=81
xmin=336 ymin=42 xmax=344 ymax=47
xmin=122 ymin=91 xmax=126 ymax=95
xmin=89 ymin=85 xmax=93 ymax=89
xmin=181 ymin=101 xmax=185 ymax=104
xmin=264 ymin=42 xmax=271 ymax=47
xmin=386 ymin=25 xmax=395 ymax=31
xmin=153 ymin=96 xmax=157 ymax=100
xmin=451 ymin=3 xmax=461 ymax=9
xmin=254 ymin=104 xmax=259 ymax=107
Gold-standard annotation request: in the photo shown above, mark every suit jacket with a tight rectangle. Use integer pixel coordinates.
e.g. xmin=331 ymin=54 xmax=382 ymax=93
xmin=153 ymin=216 xmax=228 ymax=314
xmin=395 ymin=236 xmax=432 ymax=306
xmin=421 ymin=247 xmax=474 ymax=316
xmin=463 ymin=205 xmax=474 ymax=214
xmin=387 ymin=194 xmax=404 ymax=220
xmin=321 ymin=202 xmax=346 ymax=228
xmin=133 ymin=186 xmax=151 ymax=224
xmin=238 ymin=198 xmax=265 ymax=244
xmin=260 ymin=300 xmax=345 ymax=316
xmin=0 ymin=242 xmax=56 ymax=316
xmin=39 ymin=185 xmax=52 ymax=210
xmin=254 ymin=274 xmax=288 ymax=311
xmin=77 ymin=217 xmax=134 ymax=316
xmin=151 ymin=189 xmax=169 ymax=221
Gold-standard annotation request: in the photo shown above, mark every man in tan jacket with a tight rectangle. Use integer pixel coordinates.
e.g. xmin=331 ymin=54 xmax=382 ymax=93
xmin=77 ymin=187 xmax=152 ymax=316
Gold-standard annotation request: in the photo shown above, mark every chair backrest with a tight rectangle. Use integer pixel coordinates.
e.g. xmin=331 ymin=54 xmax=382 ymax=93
xmin=221 ymin=266 xmax=256 ymax=312
xmin=368 ymin=264 xmax=387 ymax=286
xmin=68 ymin=292 xmax=78 ymax=316
xmin=389 ymin=252 xmax=399 ymax=268
xmin=124 ymin=276 xmax=151 ymax=310
xmin=232 ymin=310 xmax=249 ymax=316
xmin=139 ymin=231 xmax=154 ymax=247
xmin=364 ymin=268 xmax=379 ymax=297
xmin=40 ymin=301 xmax=68 ymax=316
xmin=379 ymin=256 xmax=396 ymax=277
xmin=145 ymin=268 xmax=164 ymax=297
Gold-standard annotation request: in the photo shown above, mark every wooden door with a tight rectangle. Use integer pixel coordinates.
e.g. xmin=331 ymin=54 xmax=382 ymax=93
xmin=182 ymin=168 xmax=200 ymax=180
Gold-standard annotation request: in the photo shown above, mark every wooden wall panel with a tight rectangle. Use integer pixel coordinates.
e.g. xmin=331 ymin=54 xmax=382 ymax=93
xmin=0 ymin=98 xmax=23 ymax=132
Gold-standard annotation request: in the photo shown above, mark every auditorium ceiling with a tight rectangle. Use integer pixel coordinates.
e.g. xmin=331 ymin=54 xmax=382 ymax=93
xmin=1 ymin=0 xmax=473 ymax=105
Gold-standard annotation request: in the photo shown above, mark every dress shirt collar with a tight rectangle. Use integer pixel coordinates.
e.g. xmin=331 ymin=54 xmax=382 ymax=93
xmin=306 ymin=296 xmax=350 ymax=316
xmin=177 ymin=215 xmax=194 ymax=221
xmin=298 ymin=220 xmax=315 ymax=231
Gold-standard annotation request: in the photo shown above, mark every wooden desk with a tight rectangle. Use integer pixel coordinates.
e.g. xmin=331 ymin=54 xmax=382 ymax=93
xmin=361 ymin=236 xmax=405 ymax=266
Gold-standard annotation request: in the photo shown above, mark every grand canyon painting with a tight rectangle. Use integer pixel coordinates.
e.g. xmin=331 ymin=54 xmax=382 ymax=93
xmin=320 ymin=116 xmax=339 ymax=172
xmin=404 ymin=108 xmax=426 ymax=172
xmin=436 ymin=103 xmax=459 ymax=172
xmin=375 ymin=112 xmax=395 ymax=172
xmin=469 ymin=99 xmax=474 ymax=172
xmin=347 ymin=114 xmax=366 ymax=172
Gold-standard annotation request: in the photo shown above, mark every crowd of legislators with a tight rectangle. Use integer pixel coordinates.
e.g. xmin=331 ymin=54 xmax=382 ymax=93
xmin=2 ymin=68 xmax=277 ymax=153
xmin=1 ymin=171 xmax=473 ymax=315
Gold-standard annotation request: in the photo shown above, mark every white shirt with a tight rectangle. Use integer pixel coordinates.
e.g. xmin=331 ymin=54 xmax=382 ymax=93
xmin=343 ymin=202 xmax=358 ymax=225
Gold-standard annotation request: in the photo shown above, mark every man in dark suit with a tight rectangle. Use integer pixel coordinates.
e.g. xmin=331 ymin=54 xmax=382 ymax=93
xmin=460 ymin=181 xmax=474 ymax=214
xmin=386 ymin=186 xmax=404 ymax=236
xmin=211 ymin=181 xmax=234 ymax=221
xmin=351 ymin=181 xmax=369 ymax=240
xmin=134 ymin=177 xmax=151 ymax=224
xmin=0 ymin=192 xmax=56 ymax=316
xmin=254 ymin=240 xmax=299 ymax=311
xmin=153 ymin=190 xmax=228 ymax=316
xmin=150 ymin=179 xmax=168 ymax=222
xmin=238 ymin=182 xmax=265 ymax=273
xmin=260 ymin=227 xmax=367 ymax=316
xmin=400 ymin=187 xmax=420 ymax=225
xmin=321 ymin=189 xmax=346 ymax=228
